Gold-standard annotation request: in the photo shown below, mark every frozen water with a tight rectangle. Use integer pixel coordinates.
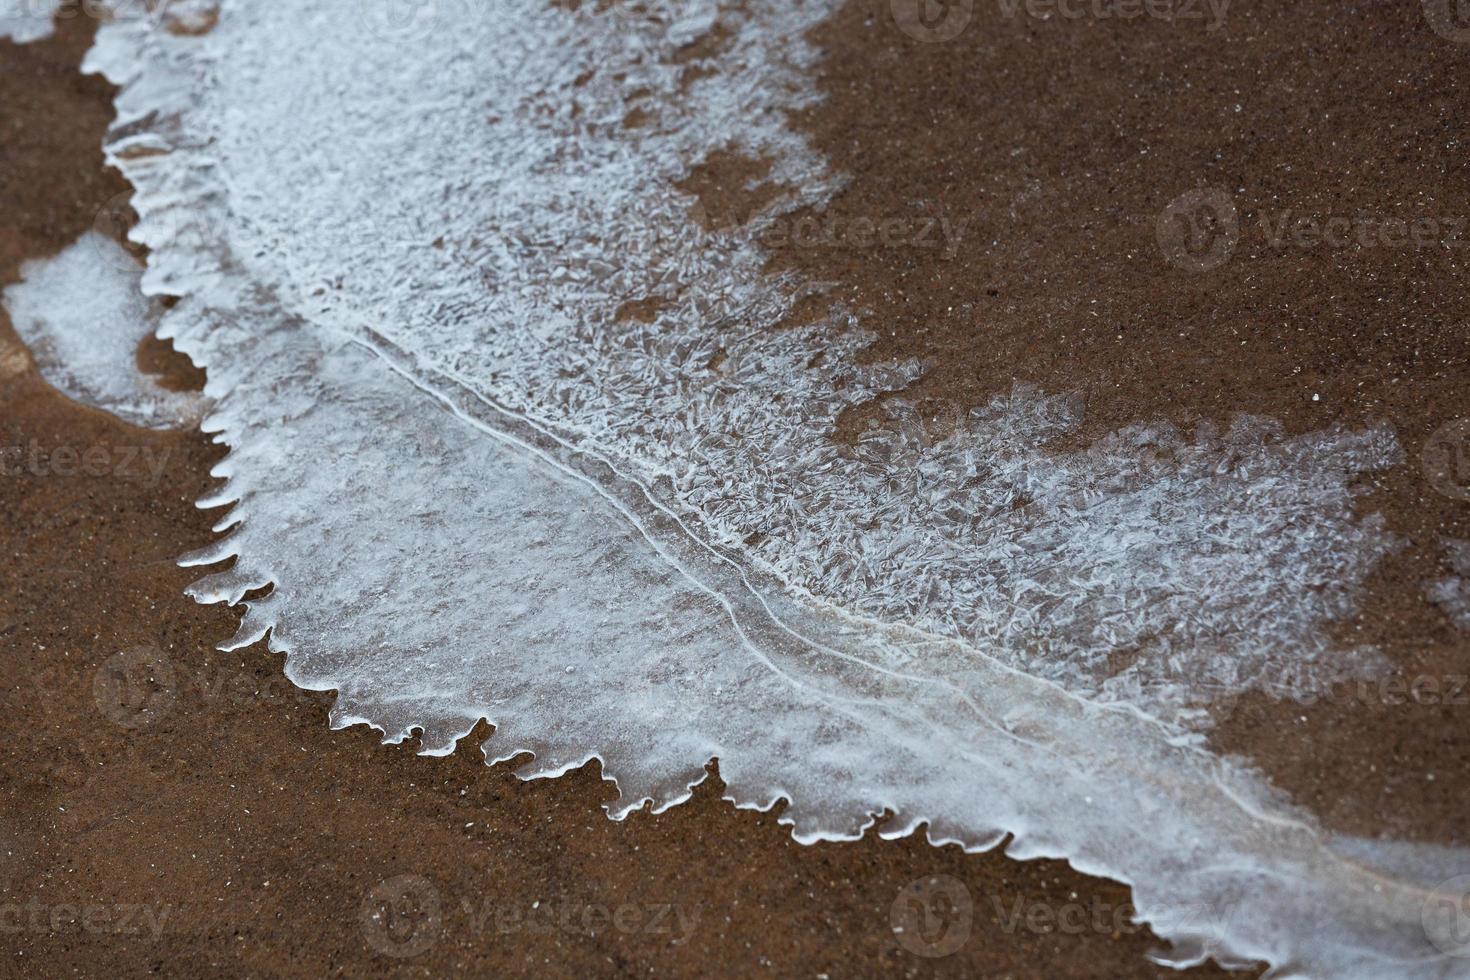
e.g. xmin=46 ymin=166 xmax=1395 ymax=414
xmin=95 ymin=0 xmax=1402 ymax=725
xmin=1428 ymin=539 xmax=1470 ymax=631
xmin=72 ymin=0 xmax=1470 ymax=975
xmin=0 ymin=0 xmax=59 ymax=44
xmin=4 ymin=233 xmax=203 ymax=429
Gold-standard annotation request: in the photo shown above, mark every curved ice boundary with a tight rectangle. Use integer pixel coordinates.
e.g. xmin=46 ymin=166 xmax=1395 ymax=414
xmin=4 ymin=233 xmax=202 ymax=429
xmin=83 ymin=1 xmax=1469 ymax=975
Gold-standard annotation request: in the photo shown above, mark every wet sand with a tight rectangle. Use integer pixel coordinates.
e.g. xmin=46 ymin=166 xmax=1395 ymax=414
xmin=4 ymin=1 xmax=1465 ymax=974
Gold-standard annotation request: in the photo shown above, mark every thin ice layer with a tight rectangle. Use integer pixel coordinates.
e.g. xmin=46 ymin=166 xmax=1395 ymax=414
xmin=118 ymin=0 xmax=1401 ymax=725
xmin=4 ymin=233 xmax=202 ymax=430
xmin=0 ymin=0 xmax=59 ymax=43
xmin=84 ymin=1 xmax=1468 ymax=976
xmin=1428 ymin=540 xmax=1470 ymax=631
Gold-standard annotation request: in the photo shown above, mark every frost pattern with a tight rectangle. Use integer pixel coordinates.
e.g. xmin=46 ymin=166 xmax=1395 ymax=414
xmin=146 ymin=0 xmax=1403 ymax=725
xmin=0 ymin=0 xmax=59 ymax=43
xmin=84 ymin=1 xmax=1468 ymax=976
xmin=1427 ymin=539 xmax=1470 ymax=631
xmin=4 ymin=233 xmax=203 ymax=429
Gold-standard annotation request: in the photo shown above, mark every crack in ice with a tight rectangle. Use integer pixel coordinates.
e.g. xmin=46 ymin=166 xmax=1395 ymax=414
xmin=61 ymin=0 xmax=1470 ymax=974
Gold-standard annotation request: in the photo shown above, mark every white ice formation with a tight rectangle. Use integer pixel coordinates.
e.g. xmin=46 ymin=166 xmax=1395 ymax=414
xmin=66 ymin=1 xmax=1470 ymax=975
xmin=0 ymin=0 xmax=60 ymax=44
xmin=1428 ymin=539 xmax=1470 ymax=632
xmin=4 ymin=233 xmax=202 ymax=429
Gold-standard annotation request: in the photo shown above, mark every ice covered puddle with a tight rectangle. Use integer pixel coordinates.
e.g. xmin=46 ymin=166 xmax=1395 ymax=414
xmin=69 ymin=0 xmax=1470 ymax=975
xmin=4 ymin=233 xmax=202 ymax=430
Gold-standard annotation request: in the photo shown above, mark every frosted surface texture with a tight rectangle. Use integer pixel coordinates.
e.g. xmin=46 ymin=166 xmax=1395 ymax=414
xmin=4 ymin=233 xmax=202 ymax=429
xmin=1428 ymin=539 xmax=1470 ymax=631
xmin=77 ymin=2 xmax=1468 ymax=974
xmin=0 ymin=0 xmax=59 ymax=43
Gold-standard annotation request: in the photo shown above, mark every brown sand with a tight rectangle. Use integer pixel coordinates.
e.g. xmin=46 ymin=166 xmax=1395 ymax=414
xmin=6 ymin=0 xmax=1467 ymax=973
xmin=0 ymin=13 xmax=1257 ymax=979
xmin=680 ymin=0 xmax=1470 ymax=845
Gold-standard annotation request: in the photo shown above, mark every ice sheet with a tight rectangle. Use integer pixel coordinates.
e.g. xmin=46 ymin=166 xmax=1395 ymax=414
xmin=73 ymin=1 xmax=1470 ymax=974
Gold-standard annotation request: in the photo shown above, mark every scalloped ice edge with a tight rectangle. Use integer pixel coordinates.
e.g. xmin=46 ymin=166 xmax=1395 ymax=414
xmin=81 ymin=3 xmax=1470 ymax=977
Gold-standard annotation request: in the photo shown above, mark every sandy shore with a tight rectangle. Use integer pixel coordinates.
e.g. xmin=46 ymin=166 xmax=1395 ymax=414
xmin=4 ymin=0 xmax=1467 ymax=974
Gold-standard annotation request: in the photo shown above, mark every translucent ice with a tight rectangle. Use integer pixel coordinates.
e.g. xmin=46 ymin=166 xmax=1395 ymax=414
xmin=77 ymin=1 xmax=1469 ymax=975
xmin=4 ymin=233 xmax=203 ymax=429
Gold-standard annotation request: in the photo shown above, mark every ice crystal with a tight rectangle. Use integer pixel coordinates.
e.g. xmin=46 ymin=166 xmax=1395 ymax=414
xmin=70 ymin=2 xmax=1467 ymax=974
